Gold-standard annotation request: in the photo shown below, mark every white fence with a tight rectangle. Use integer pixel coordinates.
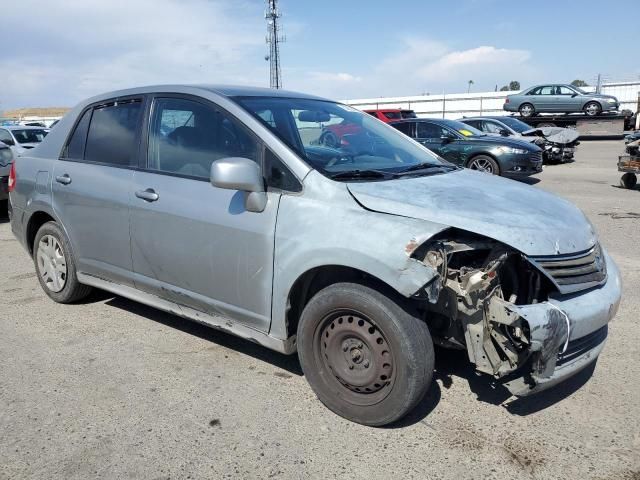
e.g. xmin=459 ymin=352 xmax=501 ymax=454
xmin=344 ymin=81 xmax=640 ymax=120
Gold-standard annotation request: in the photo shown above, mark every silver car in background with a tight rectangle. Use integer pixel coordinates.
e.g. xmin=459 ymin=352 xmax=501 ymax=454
xmin=9 ymin=85 xmax=622 ymax=426
xmin=0 ymin=125 xmax=49 ymax=156
xmin=0 ymin=142 xmax=13 ymax=214
xmin=504 ymin=84 xmax=620 ymax=117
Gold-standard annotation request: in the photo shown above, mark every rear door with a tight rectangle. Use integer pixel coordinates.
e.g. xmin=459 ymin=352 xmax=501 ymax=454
xmin=52 ymin=98 xmax=144 ymax=286
xmin=128 ymin=95 xmax=282 ymax=332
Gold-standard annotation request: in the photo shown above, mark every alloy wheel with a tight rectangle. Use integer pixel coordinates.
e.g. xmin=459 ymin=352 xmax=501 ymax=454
xmin=469 ymin=157 xmax=495 ymax=173
xmin=36 ymin=234 xmax=67 ymax=292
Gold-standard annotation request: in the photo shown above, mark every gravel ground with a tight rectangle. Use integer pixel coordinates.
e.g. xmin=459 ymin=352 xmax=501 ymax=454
xmin=1 ymin=140 xmax=639 ymax=480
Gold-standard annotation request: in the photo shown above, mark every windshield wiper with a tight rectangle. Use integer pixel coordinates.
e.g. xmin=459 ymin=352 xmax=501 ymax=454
xmin=397 ymin=163 xmax=458 ymax=175
xmin=328 ymin=169 xmax=392 ymax=180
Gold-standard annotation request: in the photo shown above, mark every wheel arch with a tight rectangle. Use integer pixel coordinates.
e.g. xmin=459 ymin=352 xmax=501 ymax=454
xmin=26 ymin=210 xmax=57 ymax=255
xmin=284 ymin=265 xmax=409 ymax=338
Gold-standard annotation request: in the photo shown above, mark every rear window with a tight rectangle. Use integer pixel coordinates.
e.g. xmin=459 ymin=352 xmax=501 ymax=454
xmin=383 ymin=111 xmax=402 ymax=120
xmin=12 ymin=129 xmax=47 ymax=144
xmin=84 ymin=100 xmax=142 ymax=166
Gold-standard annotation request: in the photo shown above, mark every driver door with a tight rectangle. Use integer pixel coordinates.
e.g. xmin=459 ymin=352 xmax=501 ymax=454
xmin=415 ymin=122 xmax=463 ymax=165
xmin=129 ymin=95 xmax=280 ymax=332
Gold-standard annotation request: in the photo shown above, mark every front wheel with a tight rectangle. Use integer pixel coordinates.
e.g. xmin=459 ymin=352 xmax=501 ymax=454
xmin=468 ymin=155 xmax=500 ymax=175
xmin=584 ymin=101 xmax=602 ymax=116
xmin=297 ymin=283 xmax=434 ymax=426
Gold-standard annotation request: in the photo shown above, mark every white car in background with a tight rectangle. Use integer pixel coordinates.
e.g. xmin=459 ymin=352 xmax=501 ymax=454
xmin=0 ymin=125 xmax=48 ymax=156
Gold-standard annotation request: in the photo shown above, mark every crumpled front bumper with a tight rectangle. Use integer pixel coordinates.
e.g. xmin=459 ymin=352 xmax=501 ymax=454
xmin=499 ymin=250 xmax=622 ymax=396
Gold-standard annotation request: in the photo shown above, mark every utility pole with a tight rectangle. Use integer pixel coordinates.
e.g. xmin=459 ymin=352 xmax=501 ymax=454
xmin=265 ymin=0 xmax=284 ymax=89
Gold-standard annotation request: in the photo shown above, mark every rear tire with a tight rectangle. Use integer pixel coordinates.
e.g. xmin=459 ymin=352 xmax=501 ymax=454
xmin=519 ymin=103 xmax=535 ymax=117
xmin=297 ymin=282 xmax=434 ymax=426
xmin=33 ymin=221 xmax=92 ymax=303
xmin=468 ymin=155 xmax=500 ymax=175
xmin=584 ymin=101 xmax=602 ymax=116
xmin=620 ymin=172 xmax=637 ymax=190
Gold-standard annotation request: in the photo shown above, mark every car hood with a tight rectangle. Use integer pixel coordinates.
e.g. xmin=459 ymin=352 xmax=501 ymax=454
xmin=522 ymin=127 xmax=579 ymax=145
xmin=588 ymin=94 xmax=618 ymax=101
xmin=347 ymin=169 xmax=596 ymax=256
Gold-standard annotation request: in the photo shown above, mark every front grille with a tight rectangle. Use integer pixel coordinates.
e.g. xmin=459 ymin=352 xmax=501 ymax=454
xmin=557 ymin=325 xmax=608 ymax=366
xmin=530 ymin=244 xmax=607 ymax=293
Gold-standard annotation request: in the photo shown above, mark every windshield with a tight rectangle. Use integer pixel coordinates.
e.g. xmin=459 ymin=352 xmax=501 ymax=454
xmin=493 ymin=116 xmax=531 ymax=133
xmin=437 ymin=119 xmax=485 ymax=137
xmin=236 ymin=97 xmax=446 ymax=178
xmin=12 ymin=129 xmax=47 ymax=144
xmin=572 ymin=86 xmax=588 ymax=94
xmin=401 ymin=110 xmax=417 ymax=119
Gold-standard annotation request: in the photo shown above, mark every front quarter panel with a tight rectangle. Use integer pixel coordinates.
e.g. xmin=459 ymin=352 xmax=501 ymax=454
xmin=270 ymin=170 xmax=448 ymax=340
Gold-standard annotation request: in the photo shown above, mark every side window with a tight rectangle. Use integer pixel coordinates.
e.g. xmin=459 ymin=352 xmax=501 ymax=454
xmin=84 ymin=100 xmax=142 ymax=166
xmin=539 ymin=86 xmax=554 ymax=95
xmin=527 ymin=87 xmax=541 ymax=95
xmin=557 ymin=86 xmax=575 ymax=95
xmin=464 ymin=120 xmax=481 ymax=130
xmin=265 ymin=148 xmax=301 ymax=192
xmin=64 ymin=109 xmax=92 ymax=159
xmin=365 ymin=111 xmax=378 ymax=117
xmin=482 ymin=121 xmax=503 ymax=134
xmin=0 ymin=129 xmax=14 ymax=145
xmin=392 ymin=122 xmax=413 ymax=136
xmin=147 ymin=97 xmax=259 ymax=178
xmin=416 ymin=122 xmax=444 ymax=139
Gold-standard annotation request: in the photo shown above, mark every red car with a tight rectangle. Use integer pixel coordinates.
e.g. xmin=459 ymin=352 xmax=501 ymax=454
xmin=319 ymin=109 xmax=418 ymax=147
xmin=364 ymin=109 xmax=417 ymax=123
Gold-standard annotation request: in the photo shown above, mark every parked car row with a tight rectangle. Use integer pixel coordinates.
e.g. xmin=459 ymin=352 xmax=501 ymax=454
xmin=8 ymin=85 xmax=621 ymax=426
xmin=0 ymin=142 xmax=14 ymax=215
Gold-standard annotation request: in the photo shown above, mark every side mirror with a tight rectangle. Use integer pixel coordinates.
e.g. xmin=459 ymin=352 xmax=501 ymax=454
xmin=571 ymin=93 xmax=578 ymax=97
xmin=1 ymin=139 xmax=15 ymax=146
xmin=210 ymin=157 xmax=267 ymax=213
xmin=499 ymin=129 xmax=510 ymax=137
xmin=440 ymin=134 xmax=454 ymax=143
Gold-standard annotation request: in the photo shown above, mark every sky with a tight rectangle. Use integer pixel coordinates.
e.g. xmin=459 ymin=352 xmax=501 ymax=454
xmin=1 ymin=0 xmax=638 ymax=110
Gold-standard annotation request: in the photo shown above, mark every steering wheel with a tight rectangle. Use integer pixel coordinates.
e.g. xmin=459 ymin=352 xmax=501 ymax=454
xmin=326 ymin=154 xmax=354 ymax=167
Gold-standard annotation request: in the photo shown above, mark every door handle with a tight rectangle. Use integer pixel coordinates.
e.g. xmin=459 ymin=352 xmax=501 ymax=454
xmin=55 ymin=174 xmax=72 ymax=185
xmin=135 ymin=188 xmax=159 ymax=202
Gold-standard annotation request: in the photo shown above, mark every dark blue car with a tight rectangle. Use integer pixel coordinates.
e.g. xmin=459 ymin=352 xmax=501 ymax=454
xmin=389 ymin=118 xmax=543 ymax=177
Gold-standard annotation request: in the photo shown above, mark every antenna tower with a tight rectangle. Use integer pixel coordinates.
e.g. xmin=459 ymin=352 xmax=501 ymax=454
xmin=265 ymin=0 xmax=284 ymax=89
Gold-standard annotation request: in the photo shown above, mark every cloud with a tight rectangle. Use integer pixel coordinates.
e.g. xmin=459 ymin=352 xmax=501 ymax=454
xmin=1 ymin=0 xmax=266 ymax=109
xmin=285 ymin=37 xmax=533 ymax=100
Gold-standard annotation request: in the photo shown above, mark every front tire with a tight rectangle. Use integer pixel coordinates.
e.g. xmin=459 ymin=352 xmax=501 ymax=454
xmin=297 ymin=282 xmax=434 ymax=426
xmin=468 ymin=155 xmax=500 ymax=175
xmin=584 ymin=101 xmax=602 ymax=116
xmin=33 ymin=221 xmax=92 ymax=303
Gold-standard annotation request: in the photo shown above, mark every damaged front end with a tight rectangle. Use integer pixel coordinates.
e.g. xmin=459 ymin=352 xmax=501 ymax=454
xmin=411 ymin=230 xmax=604 ymax=395
xmin=522 ymin=128 xmax=580 ymax=164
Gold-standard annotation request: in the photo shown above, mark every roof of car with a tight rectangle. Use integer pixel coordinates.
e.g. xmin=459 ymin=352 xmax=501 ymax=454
xmin=78 ymin=84 xmax=331 ymax=103
xmin=388 ymin=118 xmax=453 ymax=124
xmin=1 ymin=125 xmax=48 ymax=130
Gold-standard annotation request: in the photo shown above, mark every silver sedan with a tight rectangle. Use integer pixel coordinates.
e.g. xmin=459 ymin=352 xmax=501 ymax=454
xmin=504 ymin=84 xmax=619 ymax=117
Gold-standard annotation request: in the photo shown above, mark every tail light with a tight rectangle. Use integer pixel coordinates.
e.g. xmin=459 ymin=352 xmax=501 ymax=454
xmin=504 ymin=98 xmax=510 ymax=104
xmin=8 ymin=161 xmax=16 ymax=192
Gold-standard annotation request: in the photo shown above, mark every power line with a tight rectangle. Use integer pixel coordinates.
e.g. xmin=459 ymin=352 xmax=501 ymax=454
xmin=265 ymin=0 xmax=285 ymax=89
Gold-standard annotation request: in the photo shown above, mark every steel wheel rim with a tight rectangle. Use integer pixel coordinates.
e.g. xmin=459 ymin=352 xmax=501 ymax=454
xmin=36 ymin=235 xmax=67 ymax=292
xmin=314 ymin=310 xmax=395 ymax=406
xmin=585 ymin=103 xmax=599 ymax=116
xmin=469 ymin=158 xmax=494 ymax=173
